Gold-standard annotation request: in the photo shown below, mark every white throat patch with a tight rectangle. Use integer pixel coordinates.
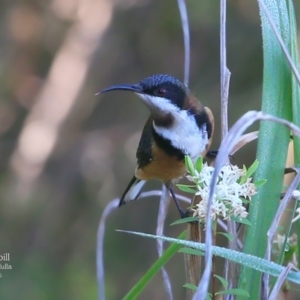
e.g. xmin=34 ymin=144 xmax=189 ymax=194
xmin=136 ymin=94 xmax=208 ymax=162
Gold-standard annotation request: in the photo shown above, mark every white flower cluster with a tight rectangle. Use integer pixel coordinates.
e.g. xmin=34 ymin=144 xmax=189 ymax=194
xmin=188 ymin=163 xmax=257 ymax=223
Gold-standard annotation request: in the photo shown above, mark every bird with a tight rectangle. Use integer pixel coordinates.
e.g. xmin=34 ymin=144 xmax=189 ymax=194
xmin=99 ymin=74 xmax=214 ymax=218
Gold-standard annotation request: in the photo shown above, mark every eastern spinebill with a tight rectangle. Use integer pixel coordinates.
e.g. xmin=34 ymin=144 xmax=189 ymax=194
xmin=98 ymin=74 xmax=214 ymax=218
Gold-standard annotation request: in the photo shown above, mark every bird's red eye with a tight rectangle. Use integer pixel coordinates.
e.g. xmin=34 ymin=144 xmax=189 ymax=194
xmin=156 ymin=88 xmax=166 ymax=96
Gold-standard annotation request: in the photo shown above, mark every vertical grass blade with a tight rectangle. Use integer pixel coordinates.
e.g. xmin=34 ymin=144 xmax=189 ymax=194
xmin=288 ymin=1 xmax=300 ymax=160
xmin=238 ymin=0 xmax=293 ymax=298
xmin=287 ymin=0 xmax=300 ymax=270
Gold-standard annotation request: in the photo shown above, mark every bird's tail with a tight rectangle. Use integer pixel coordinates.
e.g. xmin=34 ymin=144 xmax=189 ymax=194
xmin=119 ymin=176 xmax=146 ymax=207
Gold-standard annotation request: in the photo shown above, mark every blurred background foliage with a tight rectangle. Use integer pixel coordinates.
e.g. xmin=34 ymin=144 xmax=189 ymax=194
xmin=0 ymin=0 xmax=299 ymax=299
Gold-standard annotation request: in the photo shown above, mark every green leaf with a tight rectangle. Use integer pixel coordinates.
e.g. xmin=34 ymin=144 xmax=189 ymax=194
xmin=119 ymin=230 xmax=300 ymax=285
xmin=185 ymin=155 xmax=196 ymax=176
xmin=254 ymin=179 xmax=267 ymax=187
xmin=240 ymin=197 xmax=251 ymax=204
xmin=216 ymin=289 xmax=250 ymax=297
xmin=217 ymin=232 xmax=233 ymax=241
xmin=170 ymin=217 xmax=199 ymax=226
xmin=178 ymin=247 xmax=205 ymax=256
xmin=288 ymin=0 xmax=300 ymax=167
xmin=230 ymin=216 xmax=251 ymax=226
xmin=241 ymin=1 xmax=294 ymax=298
xmin=176 ymin=184 xmax=196 ymax=194
xmin=240 ymin=160 xmax=260 ymax=184
xmin=122 ymin=231 xmax=186 ymax=300
xmin=183 ymin=283 xmax=197 ymax=291
xmin=214 ymin=274 xmax=228 ymax=289
xmin=195 ymin=156 xmax=203 ymax=172
xmin=239 ymin=165 xmax=248 ymax=184
xmin=205 ymin=293 xmax=212 ymax=300
xmin=287 ymin=0 xmax=300 ymax=272
xmin=246 ymin=159 xmax=259 ymax=179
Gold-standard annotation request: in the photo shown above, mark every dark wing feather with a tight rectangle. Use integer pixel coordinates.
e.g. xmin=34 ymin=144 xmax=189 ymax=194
xmin=136 ymin=116 xmax=154 ymax=168
xmin=119 ymin=117 xmax=153 ymax=206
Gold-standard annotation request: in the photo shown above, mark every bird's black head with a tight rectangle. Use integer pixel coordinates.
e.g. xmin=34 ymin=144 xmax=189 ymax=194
xmin=138 ymin=74 xmax=188 ymax=109
xmin=99 ymin=74 xmax=189 ymax=110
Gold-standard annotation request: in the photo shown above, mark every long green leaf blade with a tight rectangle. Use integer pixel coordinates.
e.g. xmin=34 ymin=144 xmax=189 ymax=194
xmin=119 ymin=231 xmax=300 ymax=284
xmin=287 ymin=0 xmax=300 ymax=271
xmin=122 ymin=231 xmax=186 ymax=300
xmin=240 ymin=1 xmax=293 ymax=298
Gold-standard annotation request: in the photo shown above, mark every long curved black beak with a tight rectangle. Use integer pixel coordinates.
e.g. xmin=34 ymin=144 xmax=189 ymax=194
xmin=96 ymin=83 xmax=142 ymax=95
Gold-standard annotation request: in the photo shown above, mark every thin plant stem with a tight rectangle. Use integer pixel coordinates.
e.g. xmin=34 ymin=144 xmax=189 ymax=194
xmin=212 ymin=220 xmax=218 ymax=300
xmin=220 ymin=0 xmax=230 ymax=140
xmin=97 ymin=199 xmax=119 ymax=300
xmin=220 ymin=0 xmax=237 ymax=295
xmin=177 ymin=0 xmax=190 ymax=86
xmin=156 ymin=186 xmax=173 ymax=300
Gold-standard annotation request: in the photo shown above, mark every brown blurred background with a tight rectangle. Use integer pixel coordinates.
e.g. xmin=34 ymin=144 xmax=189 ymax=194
xmin=0 ymin=0 xmax=299 ymax=299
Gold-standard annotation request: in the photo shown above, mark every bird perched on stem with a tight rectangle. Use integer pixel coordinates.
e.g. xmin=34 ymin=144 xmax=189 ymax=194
xmin=99 ymin=74 xmax=214 ymax=218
